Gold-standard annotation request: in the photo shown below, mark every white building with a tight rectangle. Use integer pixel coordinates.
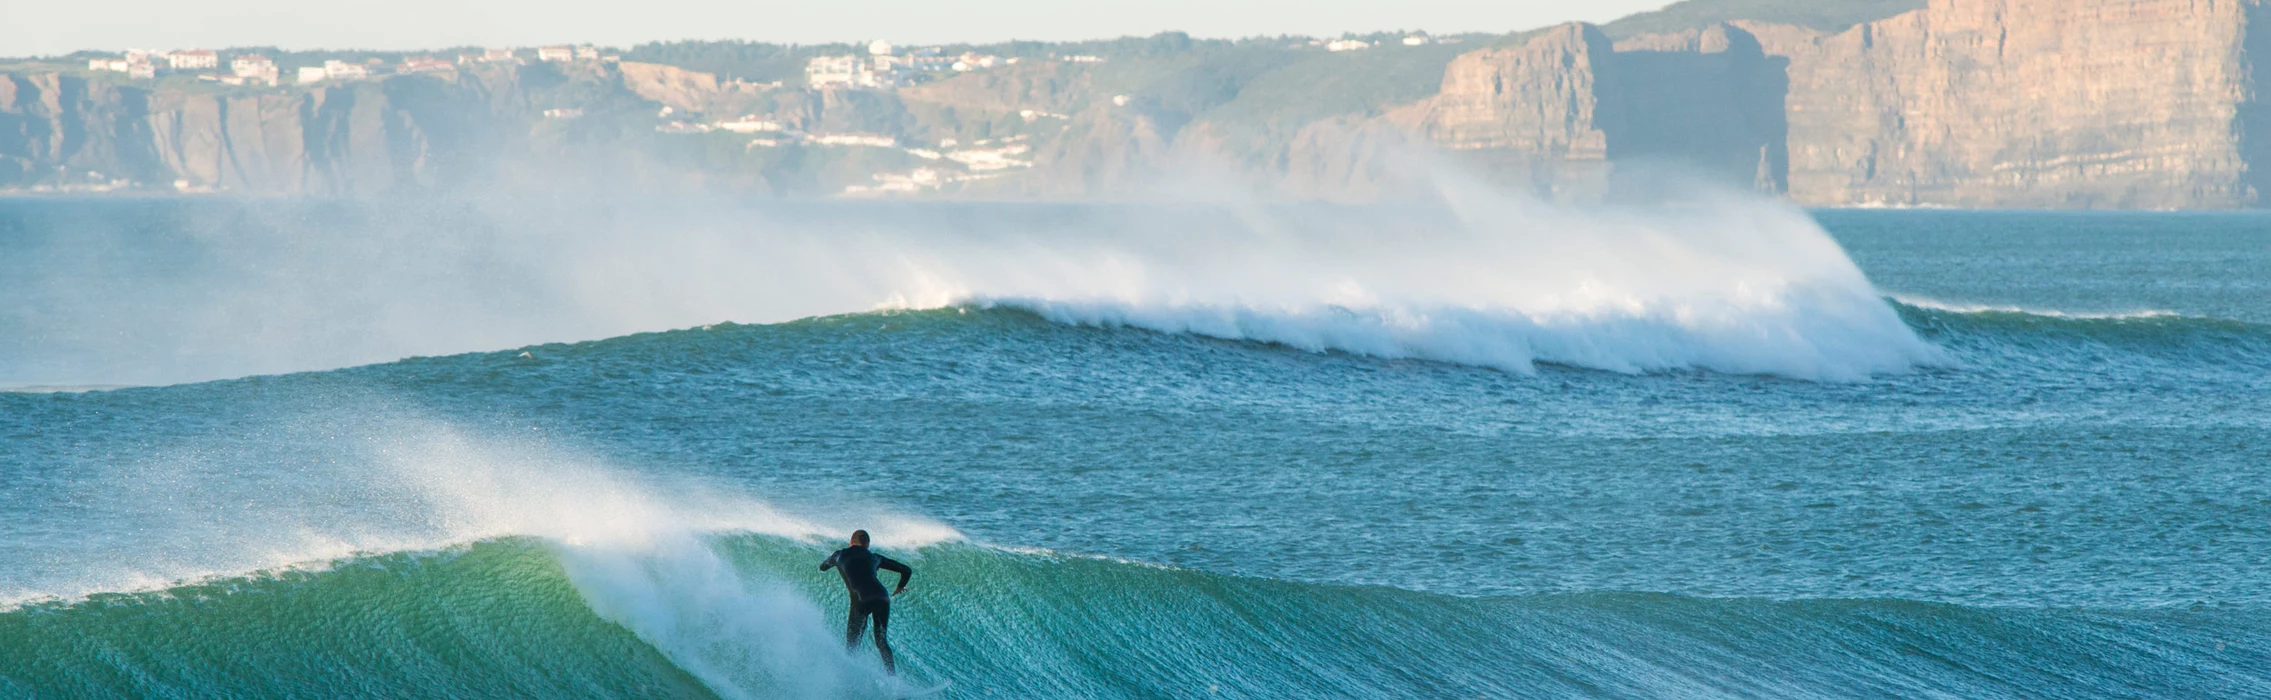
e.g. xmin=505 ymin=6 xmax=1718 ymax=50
xmin=951 ymin=53 xmax=1002 ymax=71
xmin=323 ymin=60 xmax=369 ymax=80
xmin=482 ymin=48 xmax=518 ymax=63
xmin=537 ymin=45 xmax=574 ymax=62
xmin=167 ymin=50 xmax=219 ymax=71
xmin=400 ymin=57 xmax=453 ymax=73
xmin=230 ymin=54 xmax=278 ymax=85
xmin=1326 ymin=39 xmax=1371 ymax=52
xmin=1401 ymin=35 xmax=1431 ymax=46
xmin=87 ymin=58 xmax=129 ymax=72
xmin=574 ymin=45 xmax=600 ymax=60
xmin=297 ymin=66 xmax=328 ymax=83
xmin=806 ymin=55 xmax=871 ymax=88
xmin=811 ymin=43 xmax=964 ymax=88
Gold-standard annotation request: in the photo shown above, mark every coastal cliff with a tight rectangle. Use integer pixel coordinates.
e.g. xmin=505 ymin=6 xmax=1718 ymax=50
xmin=1 ymin=69 xmax=508 ymax=195
xmin=1368 ymin=22 xmax=1788 ymax=200
xmin=1775 ymin=0 xmax=2269 ymax=208
xmin=3 ymin=0 xmax=2266 ymax=207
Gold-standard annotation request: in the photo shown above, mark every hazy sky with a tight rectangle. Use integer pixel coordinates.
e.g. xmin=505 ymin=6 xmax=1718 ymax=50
xmin=4 ymin=0 xmax=1671 ymax=56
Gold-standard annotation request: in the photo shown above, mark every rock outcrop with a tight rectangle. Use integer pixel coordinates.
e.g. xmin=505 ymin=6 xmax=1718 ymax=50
xmin=1382 ymin=25 xmax=1616 ymax=199
xmin=1370 ymin=22 xmax=1788 ymax=200
xmin=1772 ymin=0 xmax=2269 ymax=208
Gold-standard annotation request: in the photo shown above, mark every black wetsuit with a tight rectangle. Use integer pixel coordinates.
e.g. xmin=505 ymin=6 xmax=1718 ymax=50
xmin=820 ymin=545 xmax=913 ymax=672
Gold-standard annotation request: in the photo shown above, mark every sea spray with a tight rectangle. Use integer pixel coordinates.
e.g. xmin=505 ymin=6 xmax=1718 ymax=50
xmin=0 ymin=403 xmax=958 ymax=697
xmin=893 ymin=190 xmax=1939 ymax=380
xmin=5 ymin=180 xmax=1933 ymax=386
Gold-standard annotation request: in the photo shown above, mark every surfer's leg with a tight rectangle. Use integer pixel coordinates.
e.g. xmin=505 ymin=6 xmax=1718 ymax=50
xmin=845 ymin=603 xmax=869 ymax=650
xmin=872 ymin=600 xmax=895 ymax=674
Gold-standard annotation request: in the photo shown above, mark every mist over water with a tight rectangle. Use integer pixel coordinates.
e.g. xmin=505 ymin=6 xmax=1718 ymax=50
xmin=1 ymin=174 xmax=1932 ymax=386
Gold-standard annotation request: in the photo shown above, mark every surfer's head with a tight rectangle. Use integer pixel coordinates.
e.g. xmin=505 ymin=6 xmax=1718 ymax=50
xmin=850 ymin=529 xmax=870 ymax=546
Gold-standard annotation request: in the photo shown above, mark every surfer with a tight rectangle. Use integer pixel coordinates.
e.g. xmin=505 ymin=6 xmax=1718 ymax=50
xmin=820 ymin=529 xmax=913 ymax=673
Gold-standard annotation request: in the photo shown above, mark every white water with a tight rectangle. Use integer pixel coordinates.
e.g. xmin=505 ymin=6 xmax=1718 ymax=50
xmin=842 ymin=178 xmax=1941 ymax=380
xmin=936 ymin=193 xmax=1936 ymax=381
xmin=0 ymin=408 xmax=956 ymax=698
xmin=4 ymin=176 xmax=1936 ymax=385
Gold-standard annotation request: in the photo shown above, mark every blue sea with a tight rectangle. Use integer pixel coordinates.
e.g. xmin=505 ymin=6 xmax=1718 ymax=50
xmin=1 ymin=194 xmax=2267 ymax=697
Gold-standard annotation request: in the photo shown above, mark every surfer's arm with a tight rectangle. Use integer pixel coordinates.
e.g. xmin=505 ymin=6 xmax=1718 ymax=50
xmin=819 ymin=551 xmax=838 ymax=572
xmin=880 ymin=556 xmax=912 ymax=593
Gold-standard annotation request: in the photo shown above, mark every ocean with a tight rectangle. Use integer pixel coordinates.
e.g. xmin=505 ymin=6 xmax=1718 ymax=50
xmin=0 ymin=194 xmax=2266 ymax=698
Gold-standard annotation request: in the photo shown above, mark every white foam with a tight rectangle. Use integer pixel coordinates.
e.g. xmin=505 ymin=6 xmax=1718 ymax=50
xmin=858 ymin=188 xmax=1942 ymax=381
xmin=1889 ymin=294 xmax=2185 ymax=320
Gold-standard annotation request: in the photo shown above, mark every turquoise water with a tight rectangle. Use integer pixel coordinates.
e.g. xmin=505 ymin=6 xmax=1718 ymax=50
xmin=1 ymin=199 xmax=2267 ymax=697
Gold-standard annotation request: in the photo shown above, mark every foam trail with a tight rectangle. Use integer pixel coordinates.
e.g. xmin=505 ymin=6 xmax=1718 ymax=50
xmin=1888 ymin=294 xmax=2185 ymax=320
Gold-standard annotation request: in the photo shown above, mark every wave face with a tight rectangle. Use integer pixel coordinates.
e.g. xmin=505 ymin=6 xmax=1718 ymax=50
xmin=8 ymin=538 xmax=2269 ymax=699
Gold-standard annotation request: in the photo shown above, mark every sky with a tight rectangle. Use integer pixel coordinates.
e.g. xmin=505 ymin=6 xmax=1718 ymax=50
xmin=1 ymin=0 xmax=1672 ymax=56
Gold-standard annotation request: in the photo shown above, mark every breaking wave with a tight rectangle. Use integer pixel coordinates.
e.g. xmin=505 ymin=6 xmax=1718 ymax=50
xmin=875 ymin=194 xmax=1944 ymax=382
xmin=3 ymin=188 xmax=1938 ymax=386
xmin=7 ymin=536 xmax=2268 ymax=699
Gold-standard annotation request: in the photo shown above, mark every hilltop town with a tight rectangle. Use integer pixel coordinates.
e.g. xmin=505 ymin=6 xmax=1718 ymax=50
xmin=12 ymin=30 xmax=1449 ymax=198
xmin=80 ymin=45 xmax=621 ymax=86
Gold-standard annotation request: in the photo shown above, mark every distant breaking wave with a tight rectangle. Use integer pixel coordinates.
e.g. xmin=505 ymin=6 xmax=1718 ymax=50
xmin=867 ymin=193 xmax=1944 ymax=382
xmin=974 ymin=283 xmax=1935 ymax=381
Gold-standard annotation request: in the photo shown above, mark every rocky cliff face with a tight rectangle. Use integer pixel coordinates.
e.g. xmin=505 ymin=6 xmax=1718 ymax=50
xmin=0 ymin=70 xmax=520 ymax=195
xmin=1772 ymin=0 xmax=2269 ymax=208
xmin=1363 ymin=23 xmax=1787 ymax=200
xmin=0 ymin=74 xmax=159 ymax=186
xmin=1324 ymin=0 xmax=2268 ymax=208
xmin=1380 ymin=25 xmax=1616 ymax=199
xmin=6 ymin=1 xmax=2267 ymax=207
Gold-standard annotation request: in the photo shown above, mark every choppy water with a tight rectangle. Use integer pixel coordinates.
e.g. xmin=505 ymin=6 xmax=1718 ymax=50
xmin=2 ymin=197 xmax=2267 ymax=698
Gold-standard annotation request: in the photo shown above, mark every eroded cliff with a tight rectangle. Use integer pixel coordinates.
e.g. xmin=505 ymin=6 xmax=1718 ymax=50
xmin=1774 ymin=0 xmax=2269 ymax=208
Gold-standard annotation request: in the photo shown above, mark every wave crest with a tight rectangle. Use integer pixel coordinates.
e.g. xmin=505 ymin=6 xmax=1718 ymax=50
xmin=9 ymin=536 xmax=2269 ymax=699
xmin=875 ymin=193 xmax=1943 ymax=381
